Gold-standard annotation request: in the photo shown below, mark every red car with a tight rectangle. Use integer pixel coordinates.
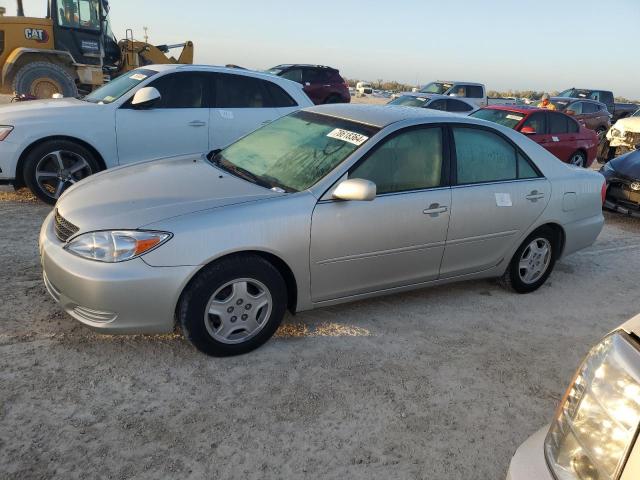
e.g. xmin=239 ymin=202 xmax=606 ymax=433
xmin=470 ymin=106 xmax=598 ymax=168
xmin=267 ymin=64 xmax=350 ymax=105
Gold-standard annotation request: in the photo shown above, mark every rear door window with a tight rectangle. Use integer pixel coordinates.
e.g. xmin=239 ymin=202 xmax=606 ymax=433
xmin=262 ymin=81 xmax=298 ymax=107
xmin=214 ymin=73 xmax=277 ymax=108
xmin=428 ymin=99 xmax=447 ymax=111
xmin=464 ymin=85 xmax=484 ymax=98
xmin=280 ymin=69 xmax=303 ymax=84
xmin=446 ymin=99 xmax=474 ymax=112
xmin=453 ymin=127 xmax=517 ymax=184
xmin=582 ymin=102 xmax=597 ymax=114
xmin=548 ymin=112 xmax=569 ymax=134
xmin=568 ymin=102 xmax=583 ymax=115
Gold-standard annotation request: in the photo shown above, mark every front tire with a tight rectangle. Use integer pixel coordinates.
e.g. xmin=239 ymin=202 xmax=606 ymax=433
xmin=179 ymin=255 xmax=287 ymax=356
xmin=500 ymin=227 xmax=558 ymax=293
xmin=12 ymin=61 xmax=78 ymax=99
xmin=23 ymin=139 xmax=99 ymax=204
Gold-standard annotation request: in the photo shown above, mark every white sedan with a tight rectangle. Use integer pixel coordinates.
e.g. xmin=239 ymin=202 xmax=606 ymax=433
xmin=0 ymin=65 xmax=312 ymax=203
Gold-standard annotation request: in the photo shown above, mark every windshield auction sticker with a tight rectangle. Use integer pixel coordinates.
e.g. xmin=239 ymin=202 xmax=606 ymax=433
xmin=327 ymin=128 xmax=369 ymax=146
xmin=129 ymin=73 xmax=148 ymax=81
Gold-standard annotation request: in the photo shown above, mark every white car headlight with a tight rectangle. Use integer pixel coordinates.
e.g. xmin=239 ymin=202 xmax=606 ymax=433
xmin=0 ymin=125 xmax=14 ymax=141
xmin=545 ymin=332 xmax=640 ymax=480
xmin=65 ymin=230 xmax=172 ymax=262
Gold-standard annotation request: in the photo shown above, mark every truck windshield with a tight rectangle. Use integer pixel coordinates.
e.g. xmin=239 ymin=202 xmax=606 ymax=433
xmin=57 ymin=0 xmax=101 ymax=30
xmin=83 ymin=69 xmax=158 ymax=104
xmin=470 ymin=109 xmax=525 ymax=129
xmin=558 ymin=89 xmax=591 ymax=99
xmin=212 ymin=111 xmax=379 ymax=192
xmin=420 ymin=82 xmax=453 ymax=94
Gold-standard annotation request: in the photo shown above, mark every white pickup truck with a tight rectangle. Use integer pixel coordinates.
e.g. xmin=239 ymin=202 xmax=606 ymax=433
xmin=409 ymin=80 xmax=519 ymax=107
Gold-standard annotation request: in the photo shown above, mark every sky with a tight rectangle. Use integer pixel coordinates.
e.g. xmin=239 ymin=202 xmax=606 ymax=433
xmin=4 ymin=0 xmax=640 ymax=99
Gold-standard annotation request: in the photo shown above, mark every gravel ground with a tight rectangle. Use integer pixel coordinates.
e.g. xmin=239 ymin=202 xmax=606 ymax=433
xmin=1 ymin=183 xmax=639 ymax=480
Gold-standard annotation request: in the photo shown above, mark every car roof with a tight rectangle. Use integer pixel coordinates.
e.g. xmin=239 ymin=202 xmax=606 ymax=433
xmin=305 ymin=104 xmax=458 ymax=128
xmin=142 ymin=64 xmax=291 ymax=83
xmin=434 ymin=80 xmax=484 ymax=86
xmin=271 ymin=64 xmax=338 ymax=71
xmin=551 ymin=96 xmax=607 ymax=106
xmin=482 ymin=105 xmax=544 ymax=114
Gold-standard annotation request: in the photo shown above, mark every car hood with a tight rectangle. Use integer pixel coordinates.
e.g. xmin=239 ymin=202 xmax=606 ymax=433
xmin=0 ymin=97 xmax=98 ymax=121
xmin=56 ymin=155 xmax=284 ymax=231
xmin=610 ymin=150 xmax=640 ymax=180
xmin=613 ymin=116 xmax=640 ymax=133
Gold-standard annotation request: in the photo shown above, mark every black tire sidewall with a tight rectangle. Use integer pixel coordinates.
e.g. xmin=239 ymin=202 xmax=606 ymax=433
xmin=507 ymin=228 xmax=558 ymax=293
xmin=179 ymin=256 xmax=287 ymax=357
xmin=13 ymin=62 xmax=78 ymax=98
xmin=23 ymin=140 xmax=99 ymax=204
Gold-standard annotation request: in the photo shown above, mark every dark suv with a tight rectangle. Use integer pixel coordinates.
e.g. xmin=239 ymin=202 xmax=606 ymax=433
xmin=268 ymin=64 xmax=350 ymax=105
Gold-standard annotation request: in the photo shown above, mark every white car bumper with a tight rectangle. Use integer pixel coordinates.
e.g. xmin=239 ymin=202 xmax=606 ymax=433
xmin=0 ymin=139 xmax=21 ymax=181
xmin=506 ymin=427 xmax=553 ymax=480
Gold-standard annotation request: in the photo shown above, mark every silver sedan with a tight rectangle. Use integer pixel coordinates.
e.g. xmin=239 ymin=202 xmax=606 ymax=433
xmin=39 ymin=105 xmax=605 ymax=356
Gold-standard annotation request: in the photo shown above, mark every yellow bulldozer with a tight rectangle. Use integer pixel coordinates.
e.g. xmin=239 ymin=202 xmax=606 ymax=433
xmin=0 ymin=0 xmax=194 ymax=98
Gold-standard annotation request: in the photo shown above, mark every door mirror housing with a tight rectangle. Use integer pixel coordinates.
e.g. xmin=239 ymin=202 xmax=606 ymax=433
xmin=520 ymin=126 xmax=536 ymax=135
xmin=332 ymin=178 xmax=376 ymax=201
xmin=131 ymin=87 xmax=161 ymax=109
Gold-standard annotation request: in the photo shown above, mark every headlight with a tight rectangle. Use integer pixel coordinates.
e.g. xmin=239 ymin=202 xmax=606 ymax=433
xmin=0 ymin=126 xmax=14 ymax=141
xmin=65 ymin=230 xmax=172 ymax=262
xmin=545 ymin=332 xmax=640 ymax=480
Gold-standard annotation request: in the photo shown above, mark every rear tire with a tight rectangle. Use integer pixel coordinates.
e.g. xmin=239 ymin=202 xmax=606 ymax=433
xmin=12 ymin=61 xmax=78 ymax=99
xmin=23 ymin=139 xmax=99 ymax=204
xmin=500 ymin=227 xmax=558 ymax=294
xmin=179 ymin=255 xmax=287 ymax=357
xmin=569 ymin=150 xmax=587 ymax=168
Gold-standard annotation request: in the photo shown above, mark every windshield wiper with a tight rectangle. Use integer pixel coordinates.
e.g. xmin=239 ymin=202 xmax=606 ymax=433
xmin=214 ymin=156 xmax=271 ymax=188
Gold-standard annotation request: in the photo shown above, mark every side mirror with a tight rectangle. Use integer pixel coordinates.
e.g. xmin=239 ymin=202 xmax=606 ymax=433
xmin=520 ymin=126 xmax=536 ymax=135
xmin=332 ymin=178 xmax=376 ymax=201
xmin=131 ymin=86 xmax=161 ymax=109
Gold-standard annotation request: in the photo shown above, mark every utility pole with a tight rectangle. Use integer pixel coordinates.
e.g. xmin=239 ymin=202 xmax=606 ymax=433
xmin=143 ymin=26 xmax=149 ymax=43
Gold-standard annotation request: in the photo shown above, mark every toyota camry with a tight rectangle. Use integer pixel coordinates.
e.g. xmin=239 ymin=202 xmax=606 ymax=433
xmin=39 ymin=105 xmax=605 ymax=356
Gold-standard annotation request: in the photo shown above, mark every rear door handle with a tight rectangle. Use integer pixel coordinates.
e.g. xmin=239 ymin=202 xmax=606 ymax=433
xmin=423 ymin=203 xmax=448 ymax=216
xmin=526 ymin=191 xmax=545 ymax=202
xmin=188 ymin=120 xmax=207 ymax=127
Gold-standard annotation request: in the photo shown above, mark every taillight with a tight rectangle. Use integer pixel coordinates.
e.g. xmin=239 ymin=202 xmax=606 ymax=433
xmin=601 ymin=180 xmax=607 ymax=205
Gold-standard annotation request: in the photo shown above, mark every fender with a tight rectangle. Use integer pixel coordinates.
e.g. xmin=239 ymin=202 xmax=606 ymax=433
xmin=2 ymin=48 xmax=76 ymax=86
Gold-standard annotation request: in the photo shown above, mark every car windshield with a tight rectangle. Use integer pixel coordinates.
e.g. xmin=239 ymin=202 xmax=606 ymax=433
xmin=388 ymin=96 xmax=429 ymax=107
xmin=420 ymin=82 xmax=453 ymax=94
xmin=83 ymin=69 xmax=158 ymax=104
xmin=633 ymin=109 xmax=640 ymax=117
xmin=212 ymin=111 xmax=380 ymax=192
xmin=470 ymin=109 xmax=525 ymax=129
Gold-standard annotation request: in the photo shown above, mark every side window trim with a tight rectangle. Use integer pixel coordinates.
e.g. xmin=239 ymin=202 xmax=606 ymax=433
xmin=450 ymin=124 xmax=543 ymax=187
xmin=344 ymin=124 xmax=452 ymax=196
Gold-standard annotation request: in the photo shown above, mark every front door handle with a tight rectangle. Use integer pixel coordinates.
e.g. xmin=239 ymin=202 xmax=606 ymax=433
xmin=526 ymin=190 xmax=545 ymax=202
xmin=423 ymin=203 xmax=448 ymax=216
xmin=188 ymin=120 xmax=207 ymax=127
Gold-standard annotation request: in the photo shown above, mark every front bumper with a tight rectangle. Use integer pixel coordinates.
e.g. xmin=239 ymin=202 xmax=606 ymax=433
xmin=601 ymin=169 xmax=640 ymax=217
xmin=0 ymin=139 xmax=22 ymax=181
xmin=39 ymin=211 xmax=196 ymax=334
xmin=507 ymin=427 xmax=553 ymax=480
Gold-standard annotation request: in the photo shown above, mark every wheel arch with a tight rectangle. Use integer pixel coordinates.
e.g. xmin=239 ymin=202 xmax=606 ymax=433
xmin=175 ymin=250 xmax=299 ymax=324
xmin=2 ymin=48 xmax=76 ymax=87
xmin=15 ymin=135 xmax=107 ymax=188
xmin=534 ymin=222 xmax=566 ymax=259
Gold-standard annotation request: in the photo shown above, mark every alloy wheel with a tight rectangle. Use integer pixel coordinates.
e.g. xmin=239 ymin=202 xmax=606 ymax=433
xmin=570 ymin=152 xmax=586 ymax=168
xmin=35 ymin=150 xmax=92 ymax=200
xmin=204 ymin=278 xmax=273 ymax=344
xmin=518 ymin=238 xmax=552 ymax=285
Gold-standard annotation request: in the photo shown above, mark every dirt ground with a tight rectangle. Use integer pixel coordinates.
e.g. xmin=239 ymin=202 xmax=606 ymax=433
xmin=1 ymin=183 xmax=640 ymax=480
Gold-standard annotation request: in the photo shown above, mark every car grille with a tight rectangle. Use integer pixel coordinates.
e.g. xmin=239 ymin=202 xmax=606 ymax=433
xmin=54 ymin=210 xmax=79 ymax=242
